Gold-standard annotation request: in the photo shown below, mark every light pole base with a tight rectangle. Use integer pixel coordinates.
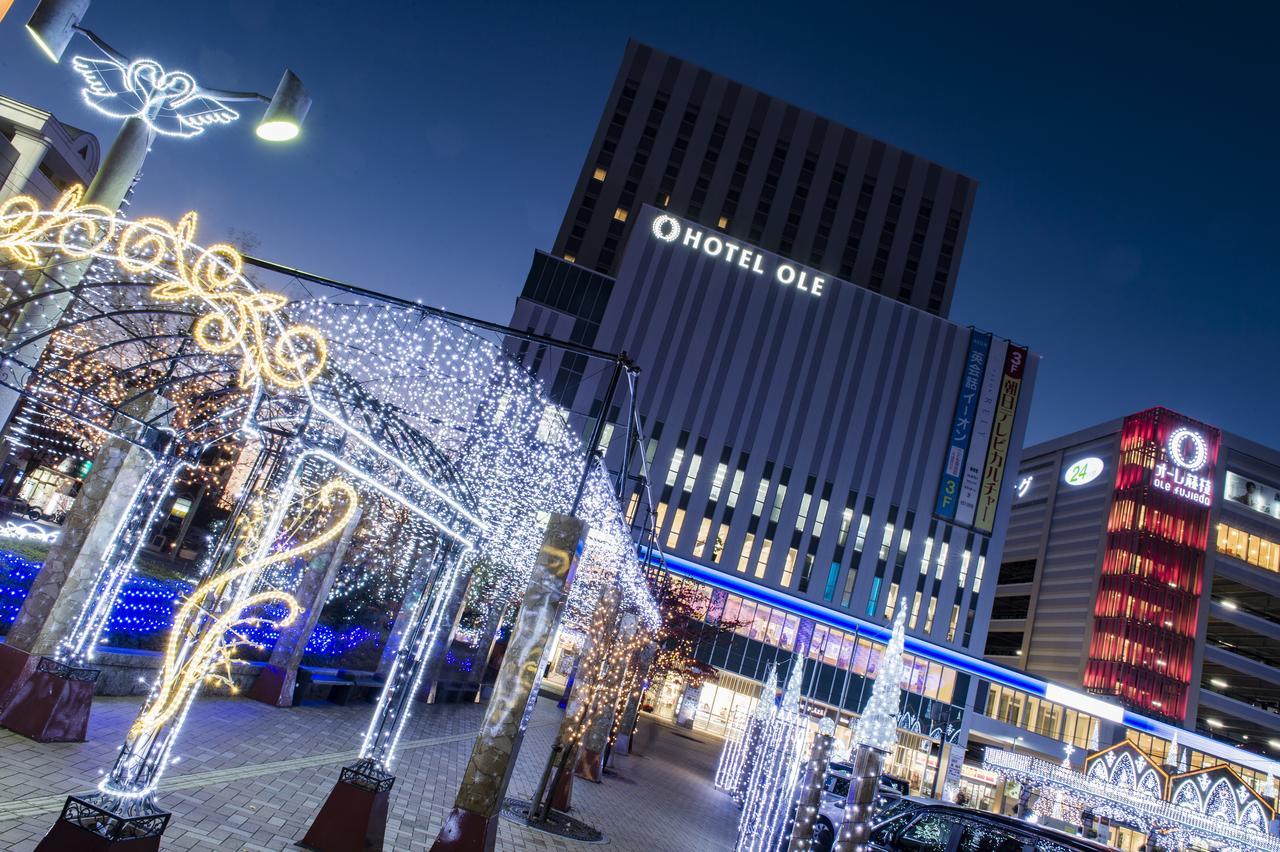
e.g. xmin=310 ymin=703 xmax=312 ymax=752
xmin=429 ymin=805 xmax=499 ymax=852
xmin=1 ymin=655 xmax=99 ymax=742
xmin=299 ymin=760 xmax=394 ymax=852
xmin=35 ymin=794 xmax=169 ymax=851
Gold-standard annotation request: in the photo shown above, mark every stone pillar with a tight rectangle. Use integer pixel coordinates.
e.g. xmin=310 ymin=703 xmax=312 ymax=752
xmin=0 ymin=127 xmax=52 ymax=204
xmin=833 ymin=744 xmax=886 ymax=852
xmin=788 ymin=723 xmax=836 ymax=852
xmin=376 ymin=545 xmax=438 ymax=677
xmin=615 ymin=641 xmax=656 ymax=754
xmin=0 ymin=430 xmax=165 ymax=714
xmin=540 ymin=586 xmax=620 ymax=814
xmin=575 ymin=611 xmax=638 ymax=782
xmin=429 ymin=513 xmax=586 ymax=852
xmin=249 ymin=507 xmax=362 ymax=707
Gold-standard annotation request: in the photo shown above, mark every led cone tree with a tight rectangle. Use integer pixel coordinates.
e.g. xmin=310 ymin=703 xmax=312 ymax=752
xmin=834 ymin=608 xmax=906 ymax=852
xmin=717 ymin=662 xmax=776 ymax=795
xmin=736 ymin=656 xmax=806 ymax=852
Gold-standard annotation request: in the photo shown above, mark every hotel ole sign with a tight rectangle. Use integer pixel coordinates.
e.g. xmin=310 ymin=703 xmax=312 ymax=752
xmin=649 ymin=212 xmax=826 ymax=297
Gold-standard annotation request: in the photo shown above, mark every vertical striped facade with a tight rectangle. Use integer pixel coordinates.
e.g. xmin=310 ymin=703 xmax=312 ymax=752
xmin=512 ymin=206 xmax=1038 ymax=661
xmin=551 ymin=40 xmax=977 ymax=317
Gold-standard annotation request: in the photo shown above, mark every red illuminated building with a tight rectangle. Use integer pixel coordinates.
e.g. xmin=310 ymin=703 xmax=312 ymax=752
xmin=1082 ymin=408 xmax=1220 ymax=720
xmin=990 ymin=405 xmax=1280 ymax=754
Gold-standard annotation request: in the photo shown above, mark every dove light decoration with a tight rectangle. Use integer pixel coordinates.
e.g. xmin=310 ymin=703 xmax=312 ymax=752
xmin=72 ymin=54 xmax=239 ymax=139
xmin=22 ymin=0 xmax=311 ymax=143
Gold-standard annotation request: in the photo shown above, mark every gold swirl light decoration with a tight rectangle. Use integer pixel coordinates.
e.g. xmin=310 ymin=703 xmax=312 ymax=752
xmin=129 ymin=478 xmax=359 ymax=742
xmin=0 ymin=185 xmax=327 ymax=390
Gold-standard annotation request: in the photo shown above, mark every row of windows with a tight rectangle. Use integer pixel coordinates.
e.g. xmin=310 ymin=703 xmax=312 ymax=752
xmin=568 ymin=78 xmax=964 ymax=311
xmin=981 ymin=682 xmax=1100 ymax=751
xmin=684 ymin=584 xmax=958 ymax=704
xmin=626 ymin=430 xmax=990 ymax=646
xmin=1216 ymin=522 xmax=1280 ymax=574
xmin=1124 ymin=731 xmax=1270 ymax=795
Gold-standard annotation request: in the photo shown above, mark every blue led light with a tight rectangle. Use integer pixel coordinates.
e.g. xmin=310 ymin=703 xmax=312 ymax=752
xmin=0 ymin=550 xmax=375 ymax=659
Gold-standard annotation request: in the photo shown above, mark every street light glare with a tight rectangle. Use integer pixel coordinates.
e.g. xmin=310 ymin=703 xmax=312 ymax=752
xmin=255 ymin=120 xmax=300 ymax=142
xmin=26 ymin=25 xmax=61 ymax=62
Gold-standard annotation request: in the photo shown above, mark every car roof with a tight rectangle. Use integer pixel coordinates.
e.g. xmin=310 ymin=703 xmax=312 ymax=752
xmin=890 ymin=803 xmax=1113 ymax=850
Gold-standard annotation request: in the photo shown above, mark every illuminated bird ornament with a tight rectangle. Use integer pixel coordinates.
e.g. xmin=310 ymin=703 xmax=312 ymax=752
xmin=72 ymin=54 xmax=239 ymax=138
xmin=0 ymin=186 xmax=327 ymax=390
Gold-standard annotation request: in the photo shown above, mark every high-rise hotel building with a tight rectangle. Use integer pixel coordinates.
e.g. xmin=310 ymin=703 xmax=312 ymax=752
xmin=510 ymin=42 xmax=1280 ymax=813
xmin=548 ymin=40 xmax=976 ymax=318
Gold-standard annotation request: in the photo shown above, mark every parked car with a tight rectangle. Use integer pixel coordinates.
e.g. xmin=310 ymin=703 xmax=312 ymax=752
xmin=0 ymin=496 xmax=42 ymax=522
xmin=862 ymin=802 xmax=1113 ymax=852
xmin=809 ymin=762 xmax=923 ymax=852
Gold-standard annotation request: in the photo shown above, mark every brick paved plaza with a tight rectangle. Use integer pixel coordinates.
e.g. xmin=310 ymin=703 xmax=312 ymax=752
xmin=0 ymin=694 xmax=740 ymax=850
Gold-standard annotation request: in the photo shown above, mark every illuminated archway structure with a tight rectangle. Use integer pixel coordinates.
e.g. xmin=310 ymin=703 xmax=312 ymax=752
xmin=0 ymin=187 xmax=656 ymax=848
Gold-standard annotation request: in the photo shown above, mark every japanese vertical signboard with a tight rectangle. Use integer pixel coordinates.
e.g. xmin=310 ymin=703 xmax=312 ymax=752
xmin=935 ymin=330 xmax=991 ymax=519
xmin=974 ymin=344 xmax=1029 ymax=532
xmin=955 ymin=337 xmax=1008 ymax=527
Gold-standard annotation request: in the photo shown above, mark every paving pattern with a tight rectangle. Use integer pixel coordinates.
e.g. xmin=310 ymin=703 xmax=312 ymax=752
xmin=0 ymin=694 xmax=740 ymax=850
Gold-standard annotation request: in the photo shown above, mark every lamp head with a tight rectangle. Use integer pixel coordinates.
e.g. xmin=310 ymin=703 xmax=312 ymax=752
xmin=256 ymin=68 xmax=310 ymax=142
xmin=26 ymin=0 xmax=91 ymax=62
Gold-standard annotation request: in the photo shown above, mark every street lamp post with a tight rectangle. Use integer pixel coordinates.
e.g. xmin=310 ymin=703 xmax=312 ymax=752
xmin=0 ymin=0 xmax=316 ymax=754
xmin=0 ymin=0 xmax=311 ymax=424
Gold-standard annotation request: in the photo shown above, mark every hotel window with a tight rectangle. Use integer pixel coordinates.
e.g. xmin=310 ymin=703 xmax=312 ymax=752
xmin=709 ymin=460 xmax=729 ymax=503
xmin=972 ymin=553 xmax=987 ymax=593
xmin=681 ymin=439 xmax=705 ymax=494
xmin=1216 ymin=522 xmax=1280 ymax=574
xmin=958 ymin=546 xmax=973 ymax=589
xmin=908 ymin=591 xmax=923 ymax=629
xmin=780 ymin=547 xmax=799 ymax=587
xmin=754 ymin=538 xmax=773 ymax=579
xmin=654 ymin=501 xmax=668 ymax=531
xmin=726 ymin=457 xmax=748 ymax=508
xmin=884 ymin=582 xmax=900 ymax=619
xmin=878 ymin=521 xmax=896 ymax=561
xmin=695 ymin=517 xmax=713 ymax=557
xmin=854 ymin=505 xmax=873 ymax=552
xmin=837 ymin=507 xmax=854 ymax=548
xmin=920 ymin=535 xmax=934 ymax=579
xmin=665 ymin=435 xmax=688 ymax=488
xmin=768 ymin=471 xmax=791 ymax=524
xmin=593 ymin=167 xmax=607 ymax=181
xmin=613 ymin=207 xmax=628 ymax=222
xmin=666 ymin=508 xmax=685 ymax=548
xmin=934 ymin=534 xmax=949 ymax=580
xmin=823 ymin=563 xmax=841 ymax=601
xmin=738 ymin=533 xmax=755 ymax=573
xmin=563 ymin=254 xmax=576 ymax=263
xmin=626 ymin=492 xmax=640 ymax=524
xmin=718 ymin=215 xmax=729 ymax=229
xmin=923 ymin=598 xmax=938 ymax=632
xmin=946 ymin=604 xmax=961 ymax=642
xmin=751 ymin=472 xmax=772 ymax=518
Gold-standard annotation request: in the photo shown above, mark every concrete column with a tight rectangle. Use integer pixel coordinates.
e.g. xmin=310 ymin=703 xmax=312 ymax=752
xmin=833 ymin=744 xmax=887 ymax=852
xmin=616 ymin=641 xmax=656 ymax=753
xmin=0 ymin=128 xmax=52 ymax=203
xmin=249 ymin=507 xmax=362 ymax=707
xmin=430 ymin=513 xmax=586 ymax=852
xmin=0 ymin=431 xmax=160 ymax=703
xmin=541 ymin=586 xmax=620 ymax=813
xmin=788 ymin=726 xmax=836 ymax=852
xmin=0 ymin=116 xmax=155 ymax=430
xmin=575 ymin=612 xmax=638 ymax=781
xmin=376 ymin=543 xmax=438 ymax=677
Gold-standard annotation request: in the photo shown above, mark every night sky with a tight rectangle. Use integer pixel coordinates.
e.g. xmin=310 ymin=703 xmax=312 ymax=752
xmin=2 ymin=1 xmax=1276 ymax=447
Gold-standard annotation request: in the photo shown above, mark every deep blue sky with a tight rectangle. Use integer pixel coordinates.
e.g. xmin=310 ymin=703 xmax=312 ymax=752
xmin=2 ymin=1 xmax=1277 ymax=446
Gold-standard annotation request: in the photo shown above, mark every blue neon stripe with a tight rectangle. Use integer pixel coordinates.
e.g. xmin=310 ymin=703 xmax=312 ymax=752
xmin=644 ymin=547 xmax=1280 ymax=777
xmin=643 ymin=548 xmax=1047 ymax=696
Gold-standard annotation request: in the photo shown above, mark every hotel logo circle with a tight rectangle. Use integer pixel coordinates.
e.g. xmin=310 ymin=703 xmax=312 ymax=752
xmin=1167 ymin=427 xmax=1208 ymax=471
